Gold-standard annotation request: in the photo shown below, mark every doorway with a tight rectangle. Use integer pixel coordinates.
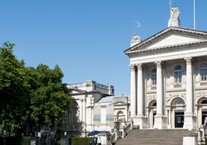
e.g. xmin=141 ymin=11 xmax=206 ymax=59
xmin=202 ymin=111 xmax=207 ymax=124
xmin=175 ymin=112 xmax=184 ymax=128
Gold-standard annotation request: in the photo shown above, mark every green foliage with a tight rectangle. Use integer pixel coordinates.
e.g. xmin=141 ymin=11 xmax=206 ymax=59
xmin=30 ymin=64 xmax=71 ymax=128
xmin=0 ymin=41 xmax=29 ymax=133
xmin=22 ymin=136 xmax=36 ymax=145
xmin=0 ymin=42 xmax=71 ymax=135
xmin=71 ymin=137 xmax=94 ymax=145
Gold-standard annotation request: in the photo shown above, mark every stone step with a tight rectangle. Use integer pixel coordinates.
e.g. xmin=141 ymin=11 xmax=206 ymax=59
xmin=115 ymin=129 xmax=194 ymax=145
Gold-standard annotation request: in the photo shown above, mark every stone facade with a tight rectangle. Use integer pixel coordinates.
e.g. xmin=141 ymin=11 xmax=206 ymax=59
xmin=66 ymin=80 xmax=114 ymax=136
xmin=125 ymin=26 xmax=207 ymax=130
xmin=65 ymin=80 xmax=130 ymax=136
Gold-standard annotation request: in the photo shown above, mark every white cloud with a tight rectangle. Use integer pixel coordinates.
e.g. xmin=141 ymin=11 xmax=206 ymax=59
xmin=135 ymin=20 xmax=141 ymax=29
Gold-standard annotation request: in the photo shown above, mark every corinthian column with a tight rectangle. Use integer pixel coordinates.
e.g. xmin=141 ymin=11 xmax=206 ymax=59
xmin=156 ymin=61 xmax=163 ymax=115
xmin=184 ymin=57 xmax=196 ymax=129
xmin=137 ymin=63 xmax=143 ymax=116
xmin=154 ymin=61 xmax=167 ymax=129
xmin=130 ymin=64 xmax=136 ymax=117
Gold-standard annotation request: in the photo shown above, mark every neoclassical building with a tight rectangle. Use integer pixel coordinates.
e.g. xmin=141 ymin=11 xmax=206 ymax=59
xmin=125 ymin=6 xmax=207 ymax=130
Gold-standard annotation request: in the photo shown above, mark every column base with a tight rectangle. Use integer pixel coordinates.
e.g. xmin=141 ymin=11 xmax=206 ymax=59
xmin=154 ymin=114 xmax=167 ymax=129
xmin=183 ymin=113 xmax=197 ymax=130
xmin=131 ymin=115 xmax=148 ymax=129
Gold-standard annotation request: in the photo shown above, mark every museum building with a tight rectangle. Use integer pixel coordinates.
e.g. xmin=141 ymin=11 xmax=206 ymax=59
xmin=125 ymin=6 xmax=207 ymax=130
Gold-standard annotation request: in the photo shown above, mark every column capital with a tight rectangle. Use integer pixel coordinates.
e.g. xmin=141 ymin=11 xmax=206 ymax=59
xmin=136 ymin=63 xmax=142 ymax=70
xmin=184 ymin=57 xmax=192 ymax=65
xmin=155 ymin=61 xmax=162 ymax=68
xmin=129 ymin=64 xmax=135 ymax=70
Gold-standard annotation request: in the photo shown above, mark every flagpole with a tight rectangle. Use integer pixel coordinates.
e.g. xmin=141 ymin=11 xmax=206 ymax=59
xmin=193 ymin=0 xmax=196 ymax=29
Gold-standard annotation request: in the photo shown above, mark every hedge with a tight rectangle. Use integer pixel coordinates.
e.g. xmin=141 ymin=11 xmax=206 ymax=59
xmin=71 ymin=137 xmax=94 ymax=145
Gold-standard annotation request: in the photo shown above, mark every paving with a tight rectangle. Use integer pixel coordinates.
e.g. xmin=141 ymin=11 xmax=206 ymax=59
xmin=115 ymin=129 xmax=195 ymax=145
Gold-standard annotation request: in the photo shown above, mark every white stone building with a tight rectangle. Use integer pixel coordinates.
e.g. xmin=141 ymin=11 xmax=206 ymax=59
xmin=124 ymin=6 xmax=207 ymax=130
xmin=65 ymin=80 xmax=114 ymax=136
xmin=93 ymin=96 xmax=130 ymax=132
xmin=65 ymin=80 xmax=130 ymax=137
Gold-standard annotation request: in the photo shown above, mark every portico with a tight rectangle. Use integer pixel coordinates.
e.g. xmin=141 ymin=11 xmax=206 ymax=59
xmin=124 ymin=5 xmax=207 ymax=130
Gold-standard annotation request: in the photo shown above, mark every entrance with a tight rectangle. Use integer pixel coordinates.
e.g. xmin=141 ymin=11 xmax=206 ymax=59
xmin=175 ymin=112 xmax=184 ymax=128
xmin=153 ymin=112 xmax=156 ymax=126
xmin=202 ymin=111 xmax=207 ymax=124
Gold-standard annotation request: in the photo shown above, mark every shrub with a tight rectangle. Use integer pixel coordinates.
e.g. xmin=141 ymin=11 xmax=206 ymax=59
xmin=71 ymin=137 xmax=94 ymax=145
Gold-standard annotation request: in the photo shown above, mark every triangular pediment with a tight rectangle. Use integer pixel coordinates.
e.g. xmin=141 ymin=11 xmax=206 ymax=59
xmin=125 ymin=27 xmax=207 ymax=54
xmin=147 ymin=34 xmax=205 ymax=50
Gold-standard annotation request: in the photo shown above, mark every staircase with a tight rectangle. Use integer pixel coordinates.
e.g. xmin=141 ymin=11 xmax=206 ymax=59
xmin=115 ymin=129 xmax=195 ymax=145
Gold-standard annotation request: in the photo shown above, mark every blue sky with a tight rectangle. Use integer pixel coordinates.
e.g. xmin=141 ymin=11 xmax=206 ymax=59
xmin=0 ymin=0 xmax=207 ymax=97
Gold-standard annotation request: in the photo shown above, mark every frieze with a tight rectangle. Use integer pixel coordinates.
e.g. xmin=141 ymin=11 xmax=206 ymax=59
xmin=165 ymin=92 xmax=186 ymax=105
xmin=147 ymin=94 xmax=156 ymax=104
xmin=195 ymin=91 xmax=207 ymax=99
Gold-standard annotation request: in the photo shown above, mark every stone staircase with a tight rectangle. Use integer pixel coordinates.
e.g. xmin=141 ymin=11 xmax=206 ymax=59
xmin=115 ymin=129 xmax=195 ymax=145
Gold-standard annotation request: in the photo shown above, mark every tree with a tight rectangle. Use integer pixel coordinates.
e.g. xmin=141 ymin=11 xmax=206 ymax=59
xmin=0 ymin=42 xmax=30 ymax=134
xmin=30 ymin=64 xmax=71 ymax=129
xmin=0 ymin=42 xmax=71 ymax=136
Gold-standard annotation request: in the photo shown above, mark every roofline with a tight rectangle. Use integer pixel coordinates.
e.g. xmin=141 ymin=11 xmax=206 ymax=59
xmin=124 ymin=26 xmax=207 ymax=55
xmin=128 ymin=40 xmax=207 ymax=54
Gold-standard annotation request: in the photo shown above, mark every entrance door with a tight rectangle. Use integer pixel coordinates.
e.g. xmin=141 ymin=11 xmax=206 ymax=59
xmin=175 ymin=112 xmax=184 ymax=128
xmin=202 ymin=111 xmax=207 ymax=124
xmin=153 ymin=112 xmax=156 ymax=126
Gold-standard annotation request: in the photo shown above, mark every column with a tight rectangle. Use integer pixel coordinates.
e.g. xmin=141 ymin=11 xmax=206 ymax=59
xmin=90 ymin=97 xmax=94 ymax=131
xmin=185 ymin=57 xmax=193 ymax=113
xmin=83 ymin=98 xmax=86 ymax=129
xmin=156 ymin=61 xmax=163 ymax=115
xmin=134 ymin=63 xmax=147 ymax=129
xmin=184 ymin=57 xmax=196 ymax=129
xmin=137 ymin=63 xmax=143 ymax=116
xmin=154 ymin=61 xmax=167 ymax=129
xmin=80 ymin=99 xmax=83 ymax=121
xmin=130 ymin=64 xmax=136 ymax=117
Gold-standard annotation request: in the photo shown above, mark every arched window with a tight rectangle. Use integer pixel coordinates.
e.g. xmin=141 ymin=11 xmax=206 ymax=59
xmin=152 ymin=102 xmax=157 ymax=107
xmin=174 ymin=65 xmax=182 ymax=83
xmin=200 ymin=63 xmax=207 ymax=81
xmin=151 ymin=69 xmax=157 ymax=85
xmin=174 ymin=99 xmax=185 ymax=106
xmin=201 ymin=100 xmax=207 ymax=104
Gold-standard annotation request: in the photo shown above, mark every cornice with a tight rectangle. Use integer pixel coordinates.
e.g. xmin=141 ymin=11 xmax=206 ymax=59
xmin=124 ymin=27 xmax=207 ymax=55
xmin=127 ymin=40 xmax=207 ymax=55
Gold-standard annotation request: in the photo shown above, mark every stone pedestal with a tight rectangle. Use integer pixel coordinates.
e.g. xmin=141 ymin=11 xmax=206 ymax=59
xmin=154 ymin=114 xmax=167 ymax=129
xmin=131 ymin=116 xmax=148 ymax=129
xmin=183 ymin=113 xmax=197 ymax=130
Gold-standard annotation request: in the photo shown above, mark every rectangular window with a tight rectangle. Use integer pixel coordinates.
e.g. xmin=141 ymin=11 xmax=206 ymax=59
xmin=94 ymin=114 xmax=101 ymax=121
xmin=106 ymin=114 xmax=114 ymax=121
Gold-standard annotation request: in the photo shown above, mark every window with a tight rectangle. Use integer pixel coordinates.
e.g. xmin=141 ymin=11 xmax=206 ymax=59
xmin=106 ymin=114 xmax=114 ymax=121
xmin=201 ymin=100 xmax=207 ymax=104
xmin=94 ymin=114 xmax=101 ymax=121
xmin=174 ymin=65 xmax=182 ymax=83
xmin=151 ymin=69 xmax=157 ymax=85
xmin=174 ymin=99 xmax=185 ymax=106
xmin=200 ymin=63 xmax=207 ymax=81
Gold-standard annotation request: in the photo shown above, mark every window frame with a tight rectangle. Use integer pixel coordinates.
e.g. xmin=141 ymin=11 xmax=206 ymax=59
xmin=174 ymin=65 xmax=182 ymax=84
xmin=151 ymin=68 xmax=157 ymax=86
xmin=200 ymin=63 xmax=207 ymax=82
